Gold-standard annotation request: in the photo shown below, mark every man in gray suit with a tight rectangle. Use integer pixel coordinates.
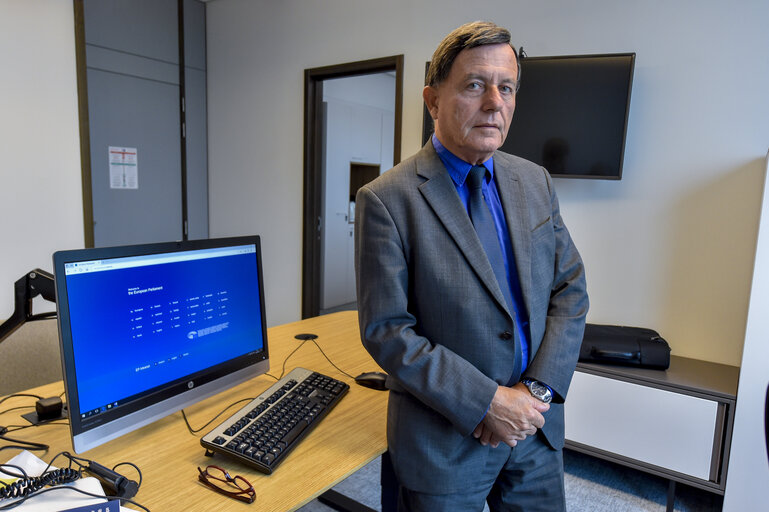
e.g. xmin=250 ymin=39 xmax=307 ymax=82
xmin=355 ymin=21 xmax=588 ymax=511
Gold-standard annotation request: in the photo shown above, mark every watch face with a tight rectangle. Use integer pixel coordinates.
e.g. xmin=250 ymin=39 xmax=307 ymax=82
xmin=527 ymin=381 xmax=552 ymax=403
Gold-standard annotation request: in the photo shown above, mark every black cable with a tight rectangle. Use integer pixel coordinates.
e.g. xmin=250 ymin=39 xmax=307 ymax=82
xmin=0 ymin=484 xmax=150 ymax=511
xmin=182 ymin=334 xmax=357 ymax=440
xmin=0 ymin=446 xmax=46 ymax=455
xmin=309 ymin=339 xmax=357 ymax=380
xmin=0 ymin=463 xmax=29 ymax=481
xmin=0 ymin=452 xmax=148 ymax=510
xmin=0 ymin=467 xmax=79 ymax=500
xmin=0 ymin=395 xmax=68 ymax=425
xmin=0 ymin=432 xmax=49 ymax=454
xmin=180 ymin=396 xmax=254 ymax=435
xmin=0 ymin=395 xmax=47 ymax=424
xmin=111 ymin=461 xmax=143 ymax=488
xmin=59 ymin=452 xmax=89 ymax=471
xmin=266 ymin=335 xmax=357 ymax=381
xmin=0 ymin=407 xmax=34 ymax=417
xmin=183 ymin=339 xmax=307 ymax=433
xmin=265 ymin=338 xmax=310 ymax=381
xmin=0 ymin=455 xmax=75 ymax=504
xmin=4 ymin=421 xmax=69 ymax=433
xmin=0 ymin=395 xmax=42 ymax=408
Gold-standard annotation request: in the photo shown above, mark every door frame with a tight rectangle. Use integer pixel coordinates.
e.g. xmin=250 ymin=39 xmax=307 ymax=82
xmin=302 ymin=55 xmax=404 ymax=318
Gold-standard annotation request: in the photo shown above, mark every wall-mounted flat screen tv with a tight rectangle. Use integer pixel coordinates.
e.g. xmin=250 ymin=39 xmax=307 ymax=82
xmin=422 ymin=52 xmax=635 ymax=180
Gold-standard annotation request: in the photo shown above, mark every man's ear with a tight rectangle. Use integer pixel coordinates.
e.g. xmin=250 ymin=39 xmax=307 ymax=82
xmin=423 ymin=85 xmax=439 ymax=120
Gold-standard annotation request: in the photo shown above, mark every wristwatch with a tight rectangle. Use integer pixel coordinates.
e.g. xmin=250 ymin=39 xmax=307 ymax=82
xmin=521 ymin=379 xmax=553 ymax=404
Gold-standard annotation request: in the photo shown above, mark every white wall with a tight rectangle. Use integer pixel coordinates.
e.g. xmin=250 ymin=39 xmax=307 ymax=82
xmin=324 ymin=73 xmax=396 ymax=113
xmin=0 ymin=1 xmax=84 ymax=319
xmin=723 ymin=155 xmax=769 ymax=510
xmin=207 ymin=0 xmax=769 ymax=365
xmin=206 ymin=0 xmax=769 ymax=364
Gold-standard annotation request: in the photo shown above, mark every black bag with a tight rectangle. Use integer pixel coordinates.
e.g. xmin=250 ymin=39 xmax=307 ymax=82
xmin=579 ymin=323 xmax=671 ymax=370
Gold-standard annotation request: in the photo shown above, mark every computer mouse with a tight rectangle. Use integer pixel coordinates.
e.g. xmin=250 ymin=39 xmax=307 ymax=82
xmin=354 ymin=371 xmax=388 ymax=391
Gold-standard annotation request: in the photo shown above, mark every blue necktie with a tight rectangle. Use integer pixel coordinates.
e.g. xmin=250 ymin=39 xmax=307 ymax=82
xmin=468 ymin=166 xmax=525 ymax=378
xmin=467 ymin=166 xmax=514 ymax=312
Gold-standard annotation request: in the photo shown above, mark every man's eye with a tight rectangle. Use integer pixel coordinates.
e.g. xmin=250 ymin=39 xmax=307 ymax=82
xmin=467 ymin=82 xmax=482 ymax=90
xmin=500 ymin=85 xmax=513 ymax=94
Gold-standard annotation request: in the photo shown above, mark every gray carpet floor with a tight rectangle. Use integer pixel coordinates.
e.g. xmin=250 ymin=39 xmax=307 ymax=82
xmin=298 ymin=449 xmax=722 ymax=511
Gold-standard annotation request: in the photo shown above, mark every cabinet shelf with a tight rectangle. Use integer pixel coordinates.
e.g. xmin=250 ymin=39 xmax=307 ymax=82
xmin=565 ymin=355 xmax=738 ymax=497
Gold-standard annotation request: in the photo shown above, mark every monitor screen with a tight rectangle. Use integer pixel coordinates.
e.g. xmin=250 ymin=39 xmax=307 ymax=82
xmin=422 ymin=53 xmax=635 ymax=179
xmin=53 ymin=236 xmax=270 ymax=453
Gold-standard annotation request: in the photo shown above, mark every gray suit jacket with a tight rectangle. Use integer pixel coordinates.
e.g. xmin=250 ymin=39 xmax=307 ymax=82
xmin=355 ymin=141 xmax=588 ymax=494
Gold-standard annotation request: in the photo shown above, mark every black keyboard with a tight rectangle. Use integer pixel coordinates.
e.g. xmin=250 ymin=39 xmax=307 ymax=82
xmin=200 ymin=367 xmax=349 ymax=474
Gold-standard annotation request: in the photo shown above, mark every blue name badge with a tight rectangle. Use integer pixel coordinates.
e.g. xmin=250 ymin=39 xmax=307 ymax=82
xmin=59 ymin=499 xmax=121 ymax=512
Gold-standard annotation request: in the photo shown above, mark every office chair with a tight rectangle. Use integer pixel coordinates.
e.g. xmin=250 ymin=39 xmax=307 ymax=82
xmin=765 ymin=382 xmax=769 ymax=464
xmin=0 ymin=269 xmax=62 ymax=395
xmin=0 ymin=317 xmax=62 ymax=396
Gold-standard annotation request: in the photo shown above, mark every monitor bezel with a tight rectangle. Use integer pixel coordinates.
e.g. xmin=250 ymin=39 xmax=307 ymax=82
xmin=53 ymin=235 xmax=270 ymax=453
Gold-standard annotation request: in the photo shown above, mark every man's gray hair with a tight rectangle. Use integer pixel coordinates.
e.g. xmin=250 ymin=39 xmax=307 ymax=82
xmin=426 ymin=21 xmax=519 ymax=87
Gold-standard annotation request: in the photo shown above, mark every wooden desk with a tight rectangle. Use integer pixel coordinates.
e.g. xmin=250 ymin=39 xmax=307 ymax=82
xmin=0 ymin=311 xmax=387 ymax=511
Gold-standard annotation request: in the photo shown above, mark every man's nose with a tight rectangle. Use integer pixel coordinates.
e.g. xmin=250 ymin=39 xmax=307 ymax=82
xmin=482 ymin=87 xmax=503 ymax=111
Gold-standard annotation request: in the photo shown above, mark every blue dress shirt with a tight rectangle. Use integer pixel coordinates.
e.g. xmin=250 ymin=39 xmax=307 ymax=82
xmin=432 ymin=136 xmax=530 ymax=372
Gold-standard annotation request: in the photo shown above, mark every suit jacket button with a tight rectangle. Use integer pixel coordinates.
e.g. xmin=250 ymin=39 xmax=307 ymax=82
xmin=500 ymin=331 xmax=513 ymax=340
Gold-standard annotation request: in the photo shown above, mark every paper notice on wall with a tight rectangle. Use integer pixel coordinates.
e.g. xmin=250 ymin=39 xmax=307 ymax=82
xmin=109 ymin=146 xmax=138 ymax=189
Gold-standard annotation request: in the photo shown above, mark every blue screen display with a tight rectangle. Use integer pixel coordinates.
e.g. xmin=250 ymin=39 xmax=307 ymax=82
xmin=63 ymin=247 xmax=264 ymax=413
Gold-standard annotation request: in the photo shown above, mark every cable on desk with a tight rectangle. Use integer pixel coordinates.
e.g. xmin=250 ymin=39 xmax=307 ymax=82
xmin=0 ymin=394 xmax=69 ymax=428
xmin=3 ymin=422 xmax=68 ymax=434
xmin=181 ymin=397 xmax=255 ymax=436
xmin=265 ymin=335 xmax=357 ymax=382
xmin=0 ymin=452 xmax=149 ymax=511
xmin=0 ymin=466 xmax=79 ymax=500
xmin=0 ymin=407 xmax=34 ymax=417
xmin=0 ymin=484 xmax=151 ymax=511
xmin=0 ymin=462 xmax=28 ymax=483
xmin=265 ymin=338 xmax=311 ymax=381
xmin=309 ymin=339 xmax=356 ymax=380
xmin=0 ymin=430 xmax=49 ymax=454
xmin=0 ymin=395 xmax=42 ymax=408
xmin=182 ymin=335 xmax=358 ymax=438
xmin=111 ymin=462 xmax=143 ymax=488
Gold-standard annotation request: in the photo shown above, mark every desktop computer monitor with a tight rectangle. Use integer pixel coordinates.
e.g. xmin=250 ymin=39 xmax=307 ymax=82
xmin=53 ymin=236 xmax=270 ymax=453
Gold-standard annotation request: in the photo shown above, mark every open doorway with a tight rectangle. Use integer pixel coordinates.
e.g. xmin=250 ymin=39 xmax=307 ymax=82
xmin=320 ymin=74 xmax=395 ymax=314
xmin=302 ymin=56 xmax=403 ymax=318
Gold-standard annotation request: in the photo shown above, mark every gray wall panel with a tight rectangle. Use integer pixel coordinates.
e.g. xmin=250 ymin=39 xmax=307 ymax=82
xmin=86 ymin=45 xmax=179 ymax=85
xmin=83 ymin=0 xmax=178 ymax=64
xmin=84 ymin=0 xmax=207 ymax=246
xmin=184 ymin=0 xmax=206 ymax=71
xmin=88 ymin=68 xmax=183 ymax=247
xmin=185 ymin=67 xmax=208 ymax=239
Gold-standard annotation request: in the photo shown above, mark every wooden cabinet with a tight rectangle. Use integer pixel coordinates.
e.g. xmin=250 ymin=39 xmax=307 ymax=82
xmin=565 ymin=356 xmax=738 ymax=497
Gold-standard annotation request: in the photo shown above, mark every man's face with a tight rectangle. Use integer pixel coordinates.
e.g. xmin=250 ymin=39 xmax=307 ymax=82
xmin=424 ymin=43 xmax=518 ymax=165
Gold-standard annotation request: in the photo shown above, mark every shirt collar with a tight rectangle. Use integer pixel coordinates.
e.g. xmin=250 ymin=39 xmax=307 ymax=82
xmin=432 ymin=135 xmax=494 ymax=187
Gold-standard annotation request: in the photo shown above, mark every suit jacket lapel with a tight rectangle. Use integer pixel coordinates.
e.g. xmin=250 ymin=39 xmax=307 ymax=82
xmin=494 ymin=156 xmax=534 ymax=326
xmin=414 ymin=144 xmax=511 ymax=315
